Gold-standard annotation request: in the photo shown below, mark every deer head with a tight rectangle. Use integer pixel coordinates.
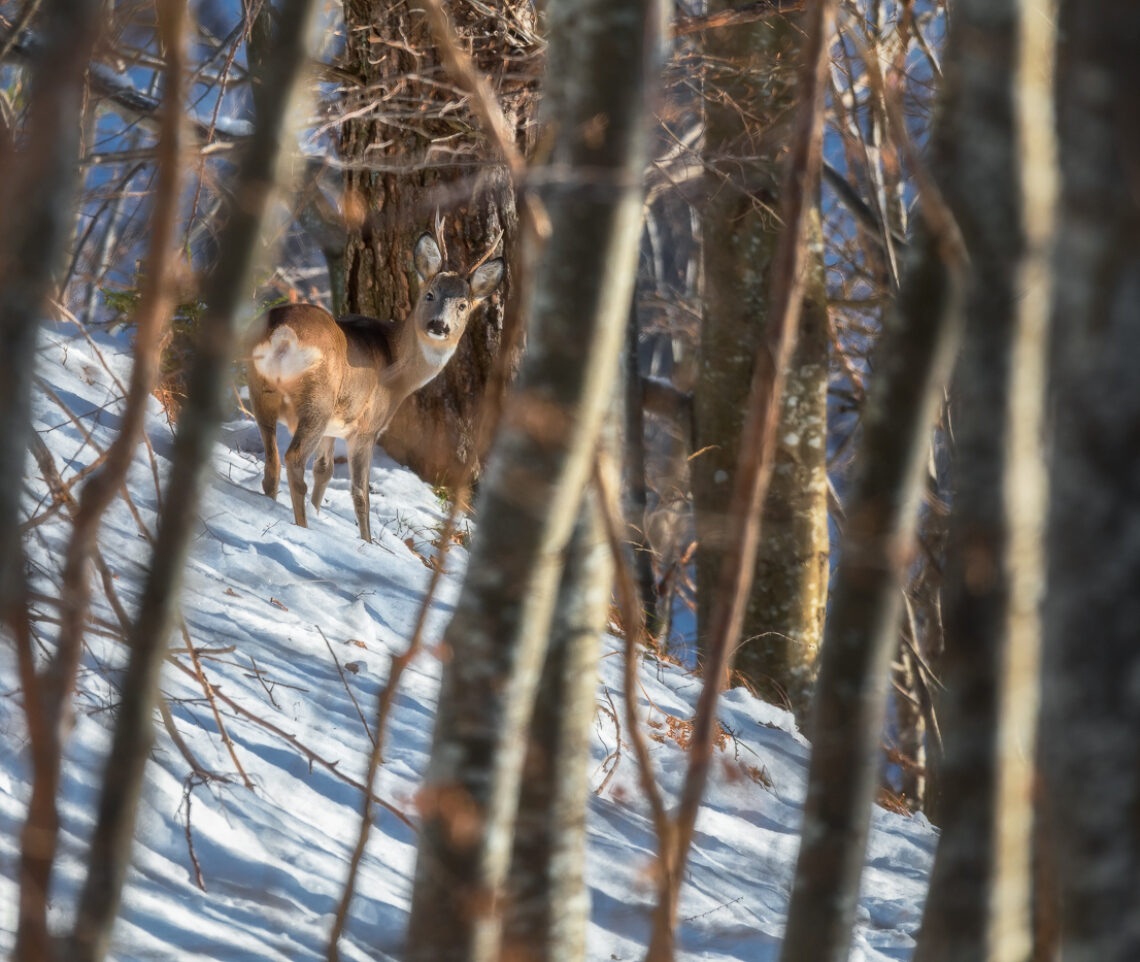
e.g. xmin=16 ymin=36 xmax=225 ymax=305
xmin=410 ymin=232 xmax=504 ymax=359
xmin=247 ymin=229 xmax=505 ymax=541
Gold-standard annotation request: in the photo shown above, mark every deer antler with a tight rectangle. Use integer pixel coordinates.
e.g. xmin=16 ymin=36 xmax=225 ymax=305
xmin=469 ymin=228 xmax=504 ymax=274
xmin=433 ymin=210 xmax=448 ymax=266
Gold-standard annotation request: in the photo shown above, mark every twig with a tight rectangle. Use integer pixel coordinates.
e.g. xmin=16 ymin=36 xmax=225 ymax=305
xmin=839 ymin=7 xmax=966 ymax=267
xmin=672 ymin=0 xmax=802 ymax=37
xmin=680 ymin=895 xmax=744 ymax=923
xmin=34 ymin=375 xmax=155 ymax=545
xmin=165 ymin=655 xmax=415 ymax=831
xmin=593 ymin=684 xmax=624 ymax=797
xmin=28 ymin=434 xmax=216 ymax=782
xmin=418 ymin=0 xmax=550 ymax=239
xmin=180 ymin=777 xmax=207 ymax=891
xmin=592 ymin=454 xmax=672 ymax=864
xmin=0 ymin=0 xmax=44 ymax=64
xmin=326 ymin=491 xmax=465 ymax=962
xmin=415 ymin=0 xmax=524 ymax=180
xmin=317 ymin=625 xmax=374 ymax=747
xmin=48 ymin=297 xmax=167 ymax=518
xmin=247 ymin=654 xmax=280 ymax=709
xmin=158 ymin=696 xmax=215 ymax=782
xmin=179 ymin=619 xmax=254 ymax=789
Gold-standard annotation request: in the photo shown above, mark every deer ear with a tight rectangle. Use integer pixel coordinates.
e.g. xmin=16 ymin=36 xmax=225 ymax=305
xmin=414 ymin=233 xmax=443 ymax=283
xmin=469 ymin=258 xmax=504 ymax=299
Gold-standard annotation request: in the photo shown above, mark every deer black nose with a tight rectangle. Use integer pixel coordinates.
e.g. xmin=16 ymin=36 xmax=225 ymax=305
xmin=427 ymin=319 xmax=449 ymax=338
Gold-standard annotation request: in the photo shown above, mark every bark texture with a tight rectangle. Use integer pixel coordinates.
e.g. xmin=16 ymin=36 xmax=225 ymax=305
xmin=648 ymin=4 xmax=837 ymax=956
xmin=1039 ymin=3 xmax=1140 ymax=959
xmin=624 ymin=296 xmax=664 ymax=639
xmin=693 ymin=7 xmax=829 ymax=718
xmin=0 ymin=0 xmax=101 ymax=612
xmin=913 ymin=0 xmax=1056 ymax=959
xmin=501 ymin=491 xmax=609 ymax=962
xmin=405 ymin=1 xmax=661 ymax=958
xmin=339 ymin=0 xmax=538 ymax=485
xmin=778 ymin=221 xmax=964 ymax=962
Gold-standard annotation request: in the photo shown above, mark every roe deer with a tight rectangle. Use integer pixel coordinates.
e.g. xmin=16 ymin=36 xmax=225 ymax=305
xmin=246 ymin=232 xmax=504 ymax=541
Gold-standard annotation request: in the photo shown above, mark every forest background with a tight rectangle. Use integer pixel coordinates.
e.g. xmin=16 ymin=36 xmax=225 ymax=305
xmin=0 ymin=0 xmax=1138 ymax=960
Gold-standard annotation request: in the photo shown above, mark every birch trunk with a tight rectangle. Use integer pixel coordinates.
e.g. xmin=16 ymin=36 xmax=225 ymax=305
xmin=913 ymin=0 xmax=1056 ymax=958
xmin=778 ymin=222 xmax=965 ymax=960
xmin=1039 ymin=3 xmax=1140 ymax=958
xmin=501 ymin=490 xmax=609 ymax=962
xmin=405 ymin=1 xmax=662 ymax=959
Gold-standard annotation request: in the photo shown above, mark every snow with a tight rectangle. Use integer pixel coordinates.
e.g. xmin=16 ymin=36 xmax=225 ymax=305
xmin=0 ymin=322 xmax=937 ymax=960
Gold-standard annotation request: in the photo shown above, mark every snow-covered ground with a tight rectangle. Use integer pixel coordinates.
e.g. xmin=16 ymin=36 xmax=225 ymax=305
xmin=0 ymin=322 xmax=936 ymax=960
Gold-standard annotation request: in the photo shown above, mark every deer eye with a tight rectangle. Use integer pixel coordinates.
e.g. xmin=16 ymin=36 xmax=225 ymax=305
xmin=459 ymin=302 xmax=468 ymax=312
xmin=425 ymin=292 xmax=435 ymax=301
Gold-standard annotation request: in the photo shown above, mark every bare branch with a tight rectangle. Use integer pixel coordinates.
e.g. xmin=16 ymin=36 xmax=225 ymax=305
xmin=672 ymin=0 xmax=804 ymax=37
xmin=69 ymin=0 xmax=320 ymax=955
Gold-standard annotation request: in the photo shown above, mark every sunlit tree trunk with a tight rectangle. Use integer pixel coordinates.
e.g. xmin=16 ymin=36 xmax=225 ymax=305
xmin=405 ymin=0 xmax=662 ymax=958
xmin=501 ymin=490 xmax=609 ymax=962
xmin=779 ymin=217 xmax=965 ymax=960
xmin=1039 ymin=3 xmax=1140 ymax=959
xmin=338 ymin=1 xmax=537 ymax=485
xmin=693 ymin=8 xmax=829 ymax=719
xmin=913 ymin=0 xmax=1056 ymax=958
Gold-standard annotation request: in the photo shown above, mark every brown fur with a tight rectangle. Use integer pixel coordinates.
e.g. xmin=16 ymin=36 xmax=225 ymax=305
xmin=244 ymin=233 xmax=503 ymax=541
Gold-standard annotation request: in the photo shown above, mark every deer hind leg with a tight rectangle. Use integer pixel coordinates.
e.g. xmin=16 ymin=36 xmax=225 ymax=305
xmin=310 ymin=436 xmax=335 ymax=512
xmin=347 ymin=433 xmax=377 ymax=542
xmin=250 ymin=382 xmax=283 ymax=499
xmin=283 ymin=408 xmax=331 ymax=528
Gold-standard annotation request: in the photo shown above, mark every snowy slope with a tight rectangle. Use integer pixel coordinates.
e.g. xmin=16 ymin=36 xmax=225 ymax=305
xmin=0 ymin=323 xmax=936 ymax=961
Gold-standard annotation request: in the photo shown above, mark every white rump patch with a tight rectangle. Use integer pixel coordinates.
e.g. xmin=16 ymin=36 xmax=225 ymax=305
xmin=253 ymin=326 xmax=322 ymax=385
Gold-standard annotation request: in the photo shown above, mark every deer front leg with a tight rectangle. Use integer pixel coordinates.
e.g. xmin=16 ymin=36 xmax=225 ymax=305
xmin=283 ymin=411 xmax=329 ymax=528
xmin=311 ymin=436 xmax=335 ymax=512
xmin=347 ymin=433 xmax=377 ymax=542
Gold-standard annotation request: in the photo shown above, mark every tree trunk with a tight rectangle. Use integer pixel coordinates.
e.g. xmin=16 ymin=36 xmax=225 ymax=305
xmin=338 ymin=0 xmax=537 ymax=486
xmin=913 ymin=0 xmax=1056 ymax=958
xmin=624 ymin=294 xmax=664 ymax=639
xmin=1039 ymin=3 xmax=1140 ymax=959
xmin=778 ymin=221 xmax=965 ymax=961
xmin=5 ymin=6 xmax=106 ymax=960
xmin=405 ymin=0 xmax=662 ymax=958
xmin=892 ymin=640 xmax=927 ymax=809
xmin=501 ymin=490 xmax=609 ymax=962
xmin=693 ymin=8 xmax=829 ymax=719
xmin=0 ymin=0 xmax=101 ymax=615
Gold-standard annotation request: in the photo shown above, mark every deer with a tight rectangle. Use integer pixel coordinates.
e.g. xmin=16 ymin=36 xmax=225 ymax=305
xmin=245 ymin=231 xmax=504 ymax=542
